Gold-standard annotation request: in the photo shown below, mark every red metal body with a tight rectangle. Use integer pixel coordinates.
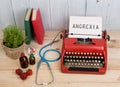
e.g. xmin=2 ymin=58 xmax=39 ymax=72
xmin=61 ymin=31 xmax=108 ymax=74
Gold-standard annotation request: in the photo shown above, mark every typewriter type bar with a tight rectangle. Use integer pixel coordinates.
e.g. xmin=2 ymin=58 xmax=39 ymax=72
xmin=61 ymin=31 xmax=109 ymax=74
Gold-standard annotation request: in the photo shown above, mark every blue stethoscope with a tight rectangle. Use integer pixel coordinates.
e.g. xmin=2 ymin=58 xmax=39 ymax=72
xmin=35 ymin=31 xmax=62 ymax=85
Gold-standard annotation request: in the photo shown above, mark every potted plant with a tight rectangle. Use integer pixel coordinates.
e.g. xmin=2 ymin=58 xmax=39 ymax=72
xmin=2 ymin=25 xmax=25 ymax=59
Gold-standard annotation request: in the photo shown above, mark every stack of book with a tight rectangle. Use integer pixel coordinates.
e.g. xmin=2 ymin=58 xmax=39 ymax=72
xmin=24 ymin=8 xmax=45 ymax=45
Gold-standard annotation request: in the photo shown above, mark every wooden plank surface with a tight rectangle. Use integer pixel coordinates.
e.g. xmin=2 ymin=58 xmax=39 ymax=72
xmin=0 ymin=30 xmax=120 ymax=87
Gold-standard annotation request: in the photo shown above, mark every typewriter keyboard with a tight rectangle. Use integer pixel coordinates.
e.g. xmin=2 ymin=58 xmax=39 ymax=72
xmin=63 ymin=52 xmax=105 ymax=71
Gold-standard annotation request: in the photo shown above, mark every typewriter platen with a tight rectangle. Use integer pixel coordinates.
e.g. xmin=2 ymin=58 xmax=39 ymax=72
xmin=61 ymin=30 xmax=110 ymax=74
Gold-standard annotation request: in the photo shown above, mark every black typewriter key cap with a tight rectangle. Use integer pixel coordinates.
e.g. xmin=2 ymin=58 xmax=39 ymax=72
xmin=81 ymin=52 xmax=83 ymax=55
xmin=97 ymin=63 xmax=99 ymax=66
xmin=93 ymin=53 xmax=95 ymax=55
xmin=100 ymin=63 xmax=104 ymax=67
xmin=82 ymin=56 xmax=85 ymax=58
xmin=98 ymin=56 xmax=100 ymax=59
xmin=66 ymin=56 xmax=69 ymax=58
xmin=87 ymin=52 xmax=89 ymax=55
xmin=64 ymin=56 xmax=67 ymax=58
xmin=83 ymin=60 xmax=85 ymax=62
xmin=84 ymin=52 xmax=86 ymax=55
xmin=95 ymin=60 xmax=98 ymax=63
xmin=81 ymin=63 xmax=83 ymax=66
xmin=78 ymin=63 xmax=80 ymax=65
xmin=88 ymin=56 xmax=91 ymax=59
xmin=84 ymin=63 xmax=87 ymax=66
xmin=91 ymin=63 xmax=93 ymax=66
xmin=76 ymin=56 xmax=78 ymax=58
xmin=90 ymin=52 xmax=92 ymax=55
xmin=72 ymin=63 xmax=74 ymax=65
xmin=73 ymin=56 xmax=75 ymax=58
xmin=98 ymin=60 xmax=101 ymax=63
xmin=75 ymin=63 xmax=77 ymax=65
xmin=76 ymin=59 xmax=79 ymax=62
xmin=64 ymin=62 xmax=69 ymax=66
xmin=65 ymin=52 xmax=68 ymax=54
xmin=73 ymin=59 xmax=75 ymax=62
xmin=89 ymin=60 xmax=91 ymax=62
xmin=86 ymin=60 xmax=88 ymax=63
xmin=79 ymin=60 xmax=82 ymax=62
xmin=101 ymin=56 xmax=104 ymax=59
xmin=69 ymin=62 xmax=71 ymax=65
xmin=70 ymin=59 xmax=72 ymax=62
xmin=79 ymin=56 xmax=81 ymax=58
xmin=69 ymin=52 xmax=71 ymax=54
xmin=69 ymin=56 xmax=72 ymax=58
xmin=75 ymin=52 xmax=77 ymax=55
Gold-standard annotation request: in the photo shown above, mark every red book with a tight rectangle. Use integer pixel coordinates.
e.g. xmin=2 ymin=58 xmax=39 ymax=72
xmin=31 ymin=8 xmax=45 ymax=44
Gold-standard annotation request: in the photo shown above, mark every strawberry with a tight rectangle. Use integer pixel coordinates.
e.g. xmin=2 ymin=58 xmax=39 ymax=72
xmin=26 ymin=69 xmax=32 ymax=76
xmin=20 ymin=73 xmax=28 ymax=80
xmin=15 ymin=69 xmax=22 ymax=75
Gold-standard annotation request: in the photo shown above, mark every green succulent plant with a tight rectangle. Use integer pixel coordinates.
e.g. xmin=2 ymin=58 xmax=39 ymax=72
xmin=3 ymin=25 xmax=24 ymax=48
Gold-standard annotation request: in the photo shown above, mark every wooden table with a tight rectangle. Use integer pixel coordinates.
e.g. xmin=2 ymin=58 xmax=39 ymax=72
xmin=0 ymin=30 xmax=120 ymax=87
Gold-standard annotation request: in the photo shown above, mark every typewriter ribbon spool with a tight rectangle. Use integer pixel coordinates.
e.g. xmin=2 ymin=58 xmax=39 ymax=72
xmin=61 ymin=30 xmax=110 ymax=74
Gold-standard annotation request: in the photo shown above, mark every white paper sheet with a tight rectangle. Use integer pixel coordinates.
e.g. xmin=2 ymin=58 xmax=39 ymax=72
xmin=69 ymin=16 xmax=102 ymax=39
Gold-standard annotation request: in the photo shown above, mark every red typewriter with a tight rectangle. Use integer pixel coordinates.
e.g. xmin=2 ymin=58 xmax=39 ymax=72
xmin=61 ymin=30 xmax=110 ymax=74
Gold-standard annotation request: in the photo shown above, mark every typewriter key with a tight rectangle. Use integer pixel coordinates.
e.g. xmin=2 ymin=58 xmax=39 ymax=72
xmin=69 ymin=52 xmax=71 ymax=54
xmin=69 ymin=56 xmax=72 ymax=58
xmin=73 ymin=56 xmax=75 ymax=58
xmin=87 ymin=52 xmax=89 ymax=55
xmin=75 ymin=63 xmax=77 ymax=65
xmin=89 ymin=60 xmax=91 ymax=62
xmin=82 ymin=56 xmax=84 ymax=59
xmin=92 ymin=60 xmax=94 ymax=62
xmin=96 ymin=53 xmax=99 ymax=55
xmin=72 ymin=59 xmax=74 ymax=62
xmin=75 ymin=52 xmax=77 ymax=55
xmin=76 ymin=59 xmax=79 ymax=62
xmin=101 ymin=57 xmax=104 ymax=59
xmin=93 ymin=53 xmax=95 ymax=55
xmin=97 ymin=63 xmax=99 ymax=66
xmin=95 ymin=60 xmax=97 ymax=63
xmin=70 ymin=59 xmax=72 ymax=62
xmin=98 ymin=56 xmax=100 ymax=59
xmin=80 ymin=52 xmax=82 ymax=55
xmin=76 ymin=56 xmax=78 ymax=58
xmin=65 ymin=52 xmax=68 ymax=54
xmin=91 ymin=63 xmax=93 ymax=66
xmin=84 ymin=52 xmax=86 ymax=55
xmin=100 ymin=53 xmax=102 ymax=56
xmin=98 ymin=60 xmax=101 ymax=63
xmin=72 ymin=52 xmax=74 ymax=54
xmin=85 ymin=56 xmax=87 ymax=58
xmin=79 ymin=56 xmax=81 ymax=58
xmin=83 ymin=60 xmax=85 ymax=62
xmin=88 ymin=56 xmax=91 ymax=59
xmin=67 ymin=56 xmax=69 ymax=58
xmin=90 ymin=52 xmax=92 ymax=55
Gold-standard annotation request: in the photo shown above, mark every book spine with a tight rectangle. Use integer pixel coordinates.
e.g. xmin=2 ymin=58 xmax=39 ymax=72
xmin=24 ymin=20 xmax=32 ymax=44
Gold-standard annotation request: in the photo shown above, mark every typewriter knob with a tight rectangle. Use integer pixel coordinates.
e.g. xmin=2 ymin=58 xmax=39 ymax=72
xmin=106 ymin=35 xmax=110 ymax=41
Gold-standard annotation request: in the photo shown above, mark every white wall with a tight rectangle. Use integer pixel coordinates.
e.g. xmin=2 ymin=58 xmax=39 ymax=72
xmin=0 ymin=0 xmax=120 ymax=30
